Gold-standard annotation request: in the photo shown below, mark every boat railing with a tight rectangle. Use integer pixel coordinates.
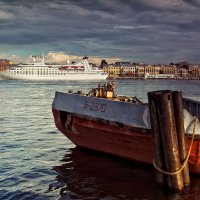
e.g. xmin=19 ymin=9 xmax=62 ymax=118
xmin=183 ymin=97 xmax=200 ymax=120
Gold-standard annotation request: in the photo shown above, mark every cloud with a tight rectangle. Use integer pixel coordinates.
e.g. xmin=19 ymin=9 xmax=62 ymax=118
xmin=113 ymin=25 xmax=153 ymax=31
xmin=124 ymin=0 xmax=196 ymax=11
xmin=0 ymin=0 xmax=200 ymax=64
xmin=45 ymin=51 xmax=121 ymax=65
xmin=183 ymin=0 xmax=200 ymax=7
xmin=0 ymin=52 xmax=6 ymax=58
xmin=46 ymin=52 xmax=83 ymax=63
xmin=89 ymin=57 xmax=121 ymax=65
xmin=11 ymin=54 xmax=20 ymax=59
xmin=0 ymin=10 xmax=14 ymax=19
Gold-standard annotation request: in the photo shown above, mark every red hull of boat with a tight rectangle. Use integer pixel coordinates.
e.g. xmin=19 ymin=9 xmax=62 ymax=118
xmin=52 ymin=108 xmax=200 ymax=174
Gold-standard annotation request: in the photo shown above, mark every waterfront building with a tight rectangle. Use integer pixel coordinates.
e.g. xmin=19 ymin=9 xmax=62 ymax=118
xmin=178 ymin=68 xmax=189 ymax=78
xmin=0 ymin=59 xmax=13 ymax=71
xmin=103 ymin=64 xmax=121 ymax=78
xmin=0 ymin=65 xmax=6 ymax=71
xmin=135 ymin=65 xmax=145 ymax=78
xmin=161 ymin=65 xmax=177 ymax=76
xmin=144 ymin=65 xmax=161 ymax=75
xmin=121 ymin=65 xmax=136 ymax=77
xmin=189 ymin=65 xmax=200 ymax=78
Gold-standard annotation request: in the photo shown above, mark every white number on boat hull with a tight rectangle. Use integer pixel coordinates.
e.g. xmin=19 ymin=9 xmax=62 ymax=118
xmin=84 ymin=101 xmax=106 ymax=112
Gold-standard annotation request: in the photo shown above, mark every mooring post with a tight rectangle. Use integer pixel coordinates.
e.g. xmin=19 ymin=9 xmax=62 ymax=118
xmin=148 ymin=91 xmax=184 ymax=192
xmin=172 ymin=91 xmax=190 ymax=187
xmin=148 ymin=92 xmax=165 ymax=185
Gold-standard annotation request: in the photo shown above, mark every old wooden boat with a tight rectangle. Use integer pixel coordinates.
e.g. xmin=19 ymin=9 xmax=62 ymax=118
xmin=52 ymin=82 xmax=200 ymax=174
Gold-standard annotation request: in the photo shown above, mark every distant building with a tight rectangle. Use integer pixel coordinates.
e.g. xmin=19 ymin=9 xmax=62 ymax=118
xmin=144 ymin=65 xmax=161 ymax=75
xmin=99 ymin=59 xmax=108 ymax=69
xmin=161 ymin=65 xmax=177 ymax=76
xmin=178 ymin=68 xmax=188 ymax=78
xmin=0 ymin=59 xmax=13 ymax=71
xmin=121 ymin=65 xmax=136 ymax=77
xmin=135 ymin=65 xmax=145 ymax=77
xmin=189 ymin=65 xmax=200 ymax=77
xmin=102 ymin=59 xmax=199 ymax=79
xmin=103 ymin=64 xmax=121 ymax=78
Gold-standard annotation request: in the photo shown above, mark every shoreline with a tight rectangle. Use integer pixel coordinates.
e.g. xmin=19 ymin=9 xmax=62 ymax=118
xmin=108 ymin=77 xmax=200 ymax=80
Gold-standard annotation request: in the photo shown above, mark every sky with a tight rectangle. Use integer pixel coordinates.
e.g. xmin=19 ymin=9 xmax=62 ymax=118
xmin=0 ymin=0 xmax=200 ymax=64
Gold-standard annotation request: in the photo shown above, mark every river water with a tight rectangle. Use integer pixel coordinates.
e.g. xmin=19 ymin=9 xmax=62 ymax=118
xmin=0 ymin=79 xmax=200 ymax=200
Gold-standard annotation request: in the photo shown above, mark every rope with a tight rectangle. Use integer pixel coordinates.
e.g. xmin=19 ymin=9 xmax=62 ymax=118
xmin=153 ymin=117 xmax=198 ymax=176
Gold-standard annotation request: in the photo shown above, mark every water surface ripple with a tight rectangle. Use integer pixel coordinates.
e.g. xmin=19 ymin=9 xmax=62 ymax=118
xmin=0 ymin=79 xmax=200 ymax=200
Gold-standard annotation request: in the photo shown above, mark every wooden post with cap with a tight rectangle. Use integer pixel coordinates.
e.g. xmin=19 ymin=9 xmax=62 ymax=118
xmin=148 ymin=90 xmax=186 ymax=192
xmin=172 ymin=91 xmax=190 ymax=187
xmin=148 ymin=91 xmax=165 ymax=185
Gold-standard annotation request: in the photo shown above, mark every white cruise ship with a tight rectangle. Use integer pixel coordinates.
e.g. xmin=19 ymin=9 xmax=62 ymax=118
xmin=0 ymin=55 xmax=108 ymax=80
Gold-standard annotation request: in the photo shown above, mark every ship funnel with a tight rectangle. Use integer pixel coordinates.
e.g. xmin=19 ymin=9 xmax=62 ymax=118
xmin=82 ymin=57 xmax=92 ymax=72
xmin=83 ymin=56 xmax=88 ymax=60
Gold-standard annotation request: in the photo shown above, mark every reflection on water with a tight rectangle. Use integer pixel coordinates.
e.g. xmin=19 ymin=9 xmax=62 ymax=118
xmin=50 ymin=147 xmax=200 ymax=200
xmin=0 ymin=79 xmax=200 ymax=200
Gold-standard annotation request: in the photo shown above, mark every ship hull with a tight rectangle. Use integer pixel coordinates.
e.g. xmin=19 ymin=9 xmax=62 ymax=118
xmin=52 ymin=108 xmax=200 ymax=174
xmin=0 ymin=72 xmax=108 ymax=80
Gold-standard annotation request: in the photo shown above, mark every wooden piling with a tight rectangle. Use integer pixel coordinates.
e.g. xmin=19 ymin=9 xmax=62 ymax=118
xmin=172 ymin=91 xmax=190 ymax=187
xmin=148 ymin=91 xmax=185 ymax=192
xmin=148 ymin=92 xmax=165 ymax=185
xmin=157 ymin=92 xmax=184 ymax=191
